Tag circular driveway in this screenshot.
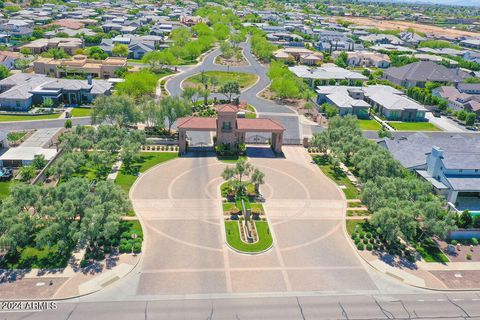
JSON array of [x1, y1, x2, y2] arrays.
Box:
[[129, 147, 380, 296]]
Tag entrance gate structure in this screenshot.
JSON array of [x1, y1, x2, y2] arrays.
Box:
[[177, 105, 285, 155]]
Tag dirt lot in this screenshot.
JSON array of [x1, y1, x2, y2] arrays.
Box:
[[332, 16, 479, 38]]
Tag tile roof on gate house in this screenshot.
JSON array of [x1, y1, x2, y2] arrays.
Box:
[[176, 117, 217, 130], [236, 118, 285, 132]]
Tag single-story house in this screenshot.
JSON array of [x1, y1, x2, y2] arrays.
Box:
[[0, 73, 112, 111], [383, 61, 472, 88], [289, 64, 367, 86]]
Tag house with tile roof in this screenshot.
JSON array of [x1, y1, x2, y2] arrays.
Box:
[[177, 104, 285, 154], [0, 73, 112, 111], [383, 61, 472, 88]]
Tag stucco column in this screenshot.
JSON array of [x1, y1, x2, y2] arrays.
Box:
[[272, 132, 283, 154], [178, 129, 187, 154], [448, 190, 459, 206]]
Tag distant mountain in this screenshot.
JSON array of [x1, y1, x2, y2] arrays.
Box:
[[363, 0, 480, 7]]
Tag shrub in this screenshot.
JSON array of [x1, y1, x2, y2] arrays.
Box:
[[366, 244, 373, 251], [366, 232, 372, 239], [80, 259, 89, 268], [357, 243, 365, 250], [359, 232, 365, 239], [133, 242, 142, 254], [351, 233, 357, 240], [466, 253, 472, 260], [472, 238, 479, 245], [451, 240, 458, 245]]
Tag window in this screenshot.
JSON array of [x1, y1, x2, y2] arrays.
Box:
[[222, 122, 231, 130]]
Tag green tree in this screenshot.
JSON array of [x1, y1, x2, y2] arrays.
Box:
[[41, 48, 70, 59], [465, 112, 476, 126], [221, 159, 254, 196], [32, 154, 47, 170], [459, 210, 472, 229], [142, 50, 178, 70], [170, 27, 192, 47], [19, 165, 36, 182], [92, 95, 140, 128], [160, 96, 191, 133], [115, 70, 159, 98], [0, 65, 10, 80], [112, 44, 129, 57], [250, 168, 265, 194], [85, 46, 108, 60], [219, 80, 240, 101]]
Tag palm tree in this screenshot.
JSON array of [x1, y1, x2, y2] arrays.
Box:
[[250, 168, 265, 194]]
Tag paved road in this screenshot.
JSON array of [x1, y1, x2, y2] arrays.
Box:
[[165, 40, 303, 140], [3, 292, 480, 319], [0, 117, 91, 131], [83, 146, 415, 302]]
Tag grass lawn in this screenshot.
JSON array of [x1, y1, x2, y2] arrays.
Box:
[[415, 239, 449, 263], [358, 119, 382, 131], [186, 71, 258, 89], [7, 131, 27, 142], [224, 220, 273, 253], [223, 202, 238, 213], [0, 113, 60, 122], [251, 203, 264, 214], [245, 105, 257, 119], [348, 202, 364, 208], [346, 219, 367, 235], [70, 108, 93, 117], [0, 181, 13, 200], [115, 152, 177, 193], [0, 244, 70, 269], [388, 121, 441, 131], [313, 155, 359, 199], [120, 219, 144, 238]]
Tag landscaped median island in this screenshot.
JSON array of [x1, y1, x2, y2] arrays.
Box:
[[220, 159, 273, 253]]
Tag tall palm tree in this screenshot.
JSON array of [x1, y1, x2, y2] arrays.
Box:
[[251, 168, 265, 194]]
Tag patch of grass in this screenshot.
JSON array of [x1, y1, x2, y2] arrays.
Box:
[[120, 219, 143, 238], [251, 203, 264, 214], [348, 202, 364, 208], [388, 121, 441, 131], [236, 197, 251, 211], [70, 108, 93, 117], [0, 113, 60, 122], [186, 71, 258, 89], [346, 219, 367, 235], [0, 181, 13, 200], [115, 152, 177, 193], [313, 155, 359, 199], [415, 238, 449, 263], [245, 105, 257, 118], [222, 202, 238, 213], [0, 244, 71, 269], [224, 221, 273, 253], [7, 131, 27, 142], [358, 119, 382, 131]]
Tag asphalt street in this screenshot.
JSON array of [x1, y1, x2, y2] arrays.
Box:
[[3, 292, 480, 319], [0, 117, 91, 131]]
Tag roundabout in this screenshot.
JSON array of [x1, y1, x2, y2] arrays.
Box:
[[128, 146, 381, 296]]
